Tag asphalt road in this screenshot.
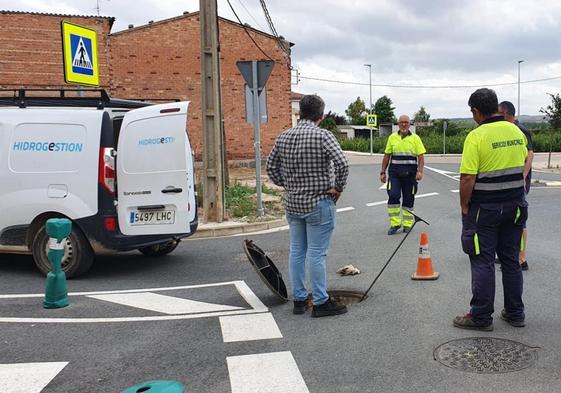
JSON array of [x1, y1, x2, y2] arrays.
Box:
[[1, 159, 561, 393]]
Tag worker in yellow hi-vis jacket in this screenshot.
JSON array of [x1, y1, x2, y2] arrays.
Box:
[[379, 115, 426, 235]]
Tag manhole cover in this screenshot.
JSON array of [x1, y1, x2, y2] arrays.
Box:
[[434, 337, 538, 374]]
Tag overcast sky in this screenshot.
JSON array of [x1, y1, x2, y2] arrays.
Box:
[[4, 0, 561, 118]]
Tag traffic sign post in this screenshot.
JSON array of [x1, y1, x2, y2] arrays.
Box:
[[236, 60, 274, 216], [366, 114, 378, 155], [61, 21, 100, 87]]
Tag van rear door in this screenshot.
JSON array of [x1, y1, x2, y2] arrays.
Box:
[[116, 102, 193, 235]]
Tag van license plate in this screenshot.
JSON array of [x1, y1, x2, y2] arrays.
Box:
[[130, 210, 175, 225]]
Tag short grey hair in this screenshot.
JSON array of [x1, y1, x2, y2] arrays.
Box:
[[299, 95, 325, 122]]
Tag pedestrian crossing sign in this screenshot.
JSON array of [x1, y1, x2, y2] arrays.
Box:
[[366, 114, 378, 127], [61, 21, 99, 86]]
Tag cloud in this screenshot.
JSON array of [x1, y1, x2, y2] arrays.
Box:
[[1, 0, 560, 117]]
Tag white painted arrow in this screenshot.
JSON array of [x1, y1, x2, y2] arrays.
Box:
[[0, 362, 68, 393]]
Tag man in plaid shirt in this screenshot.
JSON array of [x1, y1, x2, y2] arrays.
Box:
[[267, 94, 349, 317]]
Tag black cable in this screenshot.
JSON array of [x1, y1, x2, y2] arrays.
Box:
[[236, 0, 266, 31], [298, 75, 561, 89], [226, 0, 275, 62]]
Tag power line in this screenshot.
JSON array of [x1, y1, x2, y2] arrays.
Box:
[[235, 0, 266, 31], [226, 0, 275, 62], [259, 0, 291, 67], [298, 75, 561, 89]]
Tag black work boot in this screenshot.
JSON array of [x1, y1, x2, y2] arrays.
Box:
[[311, 298, 347, 318], [293, 300, 307, 315], [453, 313, 493, 331], [500, 309, 525, 327]]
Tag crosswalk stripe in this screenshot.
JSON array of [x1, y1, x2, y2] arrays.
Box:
[[220, 313, 282, 343], [366, 200, 387, 207], [88, 292, 244, 315], [1, 362, 68, 393], [227, 351, 309, 393], [336, 206, 355, 213]]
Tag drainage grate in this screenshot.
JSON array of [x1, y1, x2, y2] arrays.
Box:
[[434, 337, 538, 374]]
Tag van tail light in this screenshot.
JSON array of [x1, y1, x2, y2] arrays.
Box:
[[99, 147, 115, 194], [104, 216, 117, 232]]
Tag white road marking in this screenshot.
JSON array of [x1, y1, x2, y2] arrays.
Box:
[[0, 281, 268, 324], [450, 189, 460, 193], [366, 200, 387, 207], [1, 362, 68, 393], [425, 165, 460, 181], [227, 351, 309, 393], [220, 313, 282, 343], [336, 206, 355, 213], [366, 192, 439, 207], [88, 292, 244, 314], [415, 192, 440, 199], [379, 182, 387, 190]]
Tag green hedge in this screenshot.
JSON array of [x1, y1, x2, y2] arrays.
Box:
[[340, 130, 561, 154]]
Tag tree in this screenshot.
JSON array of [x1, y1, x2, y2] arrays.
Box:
[[319, 116, 338, 133], [345, 97, 367, 125], [540, 93, 561, 168], [414, 106, 430, 123], [324, 110, 347, 125], [373, 95, 396, 124]]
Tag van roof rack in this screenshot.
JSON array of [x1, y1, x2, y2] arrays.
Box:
[[0, 88, 151, 109]]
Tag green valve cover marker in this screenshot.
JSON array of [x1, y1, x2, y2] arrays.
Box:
[[43, 218, 71, 309], [121, 380, 185, 393]]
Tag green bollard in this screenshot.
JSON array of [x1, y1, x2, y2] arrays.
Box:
[[43, 218, 71, 309], [121, 380, 185, 393]]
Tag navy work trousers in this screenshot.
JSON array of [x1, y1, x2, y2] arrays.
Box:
[[461, 199, 527, 324], [387, 174, 417, 208]]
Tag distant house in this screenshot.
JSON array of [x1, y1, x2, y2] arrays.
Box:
[[291, 91, 304, 126], [338, 125, 378, 139]]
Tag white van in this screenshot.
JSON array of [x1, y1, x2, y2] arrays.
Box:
[[0, 89, 198, 277]]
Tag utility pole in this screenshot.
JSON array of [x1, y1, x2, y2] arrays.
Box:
[[517, 60, 524, 119], [200, 0, 226, 222], [364, 63, 373, 155]]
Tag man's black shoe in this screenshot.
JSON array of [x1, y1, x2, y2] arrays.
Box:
[[453, 313, 493, 331], [293, 300, 307, 315], [500, 309, 525, 327], [403, 226, 412, 233], [520, 261, 529, 271], [312, 298, 347, 318]]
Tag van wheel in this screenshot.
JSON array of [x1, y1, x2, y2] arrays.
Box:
[[32, 224, 94, 278], [138, 240, 179, 257]]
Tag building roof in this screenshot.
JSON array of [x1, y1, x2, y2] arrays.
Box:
[[0, 9, 115, 27], [291, 92, 305, 101], [110, 10, 294, 46]]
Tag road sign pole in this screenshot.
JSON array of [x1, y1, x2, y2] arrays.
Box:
[[252, 61, 264, 216], [443, 121, 447, 155], [370, 129, 373, 156]]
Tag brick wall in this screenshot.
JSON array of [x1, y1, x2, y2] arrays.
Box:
[[0, 11, 112, 89], [0, 11, 292, 160], [110, 14, 292, 160]]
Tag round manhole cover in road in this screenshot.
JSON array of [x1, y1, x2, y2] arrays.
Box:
[[434, 337, 539, 374]]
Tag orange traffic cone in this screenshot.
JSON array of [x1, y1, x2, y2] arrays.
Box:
[[412, 231, 439, 280]]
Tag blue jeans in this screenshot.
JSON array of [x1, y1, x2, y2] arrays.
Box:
[[286, 198, 336, 305]]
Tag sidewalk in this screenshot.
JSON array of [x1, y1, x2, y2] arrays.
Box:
[[191, 218, 287, 239]]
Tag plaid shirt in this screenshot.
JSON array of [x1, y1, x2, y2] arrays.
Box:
[[266, 119, 349, 214]]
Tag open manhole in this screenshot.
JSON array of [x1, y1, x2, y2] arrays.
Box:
[[305, 290, 367, 307], [434, 337, 539, 374]]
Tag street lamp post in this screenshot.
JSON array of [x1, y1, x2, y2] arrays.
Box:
[[364, 64, 373, 155], [517, 60, 524, 119]]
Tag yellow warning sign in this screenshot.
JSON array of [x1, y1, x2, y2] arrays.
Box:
[[61, 21, 100, 86], [366, 114, 378, 128]]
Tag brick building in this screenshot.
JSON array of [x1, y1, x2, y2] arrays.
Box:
[[0, 11, 113, 89], [0, 10, 293, 160]]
